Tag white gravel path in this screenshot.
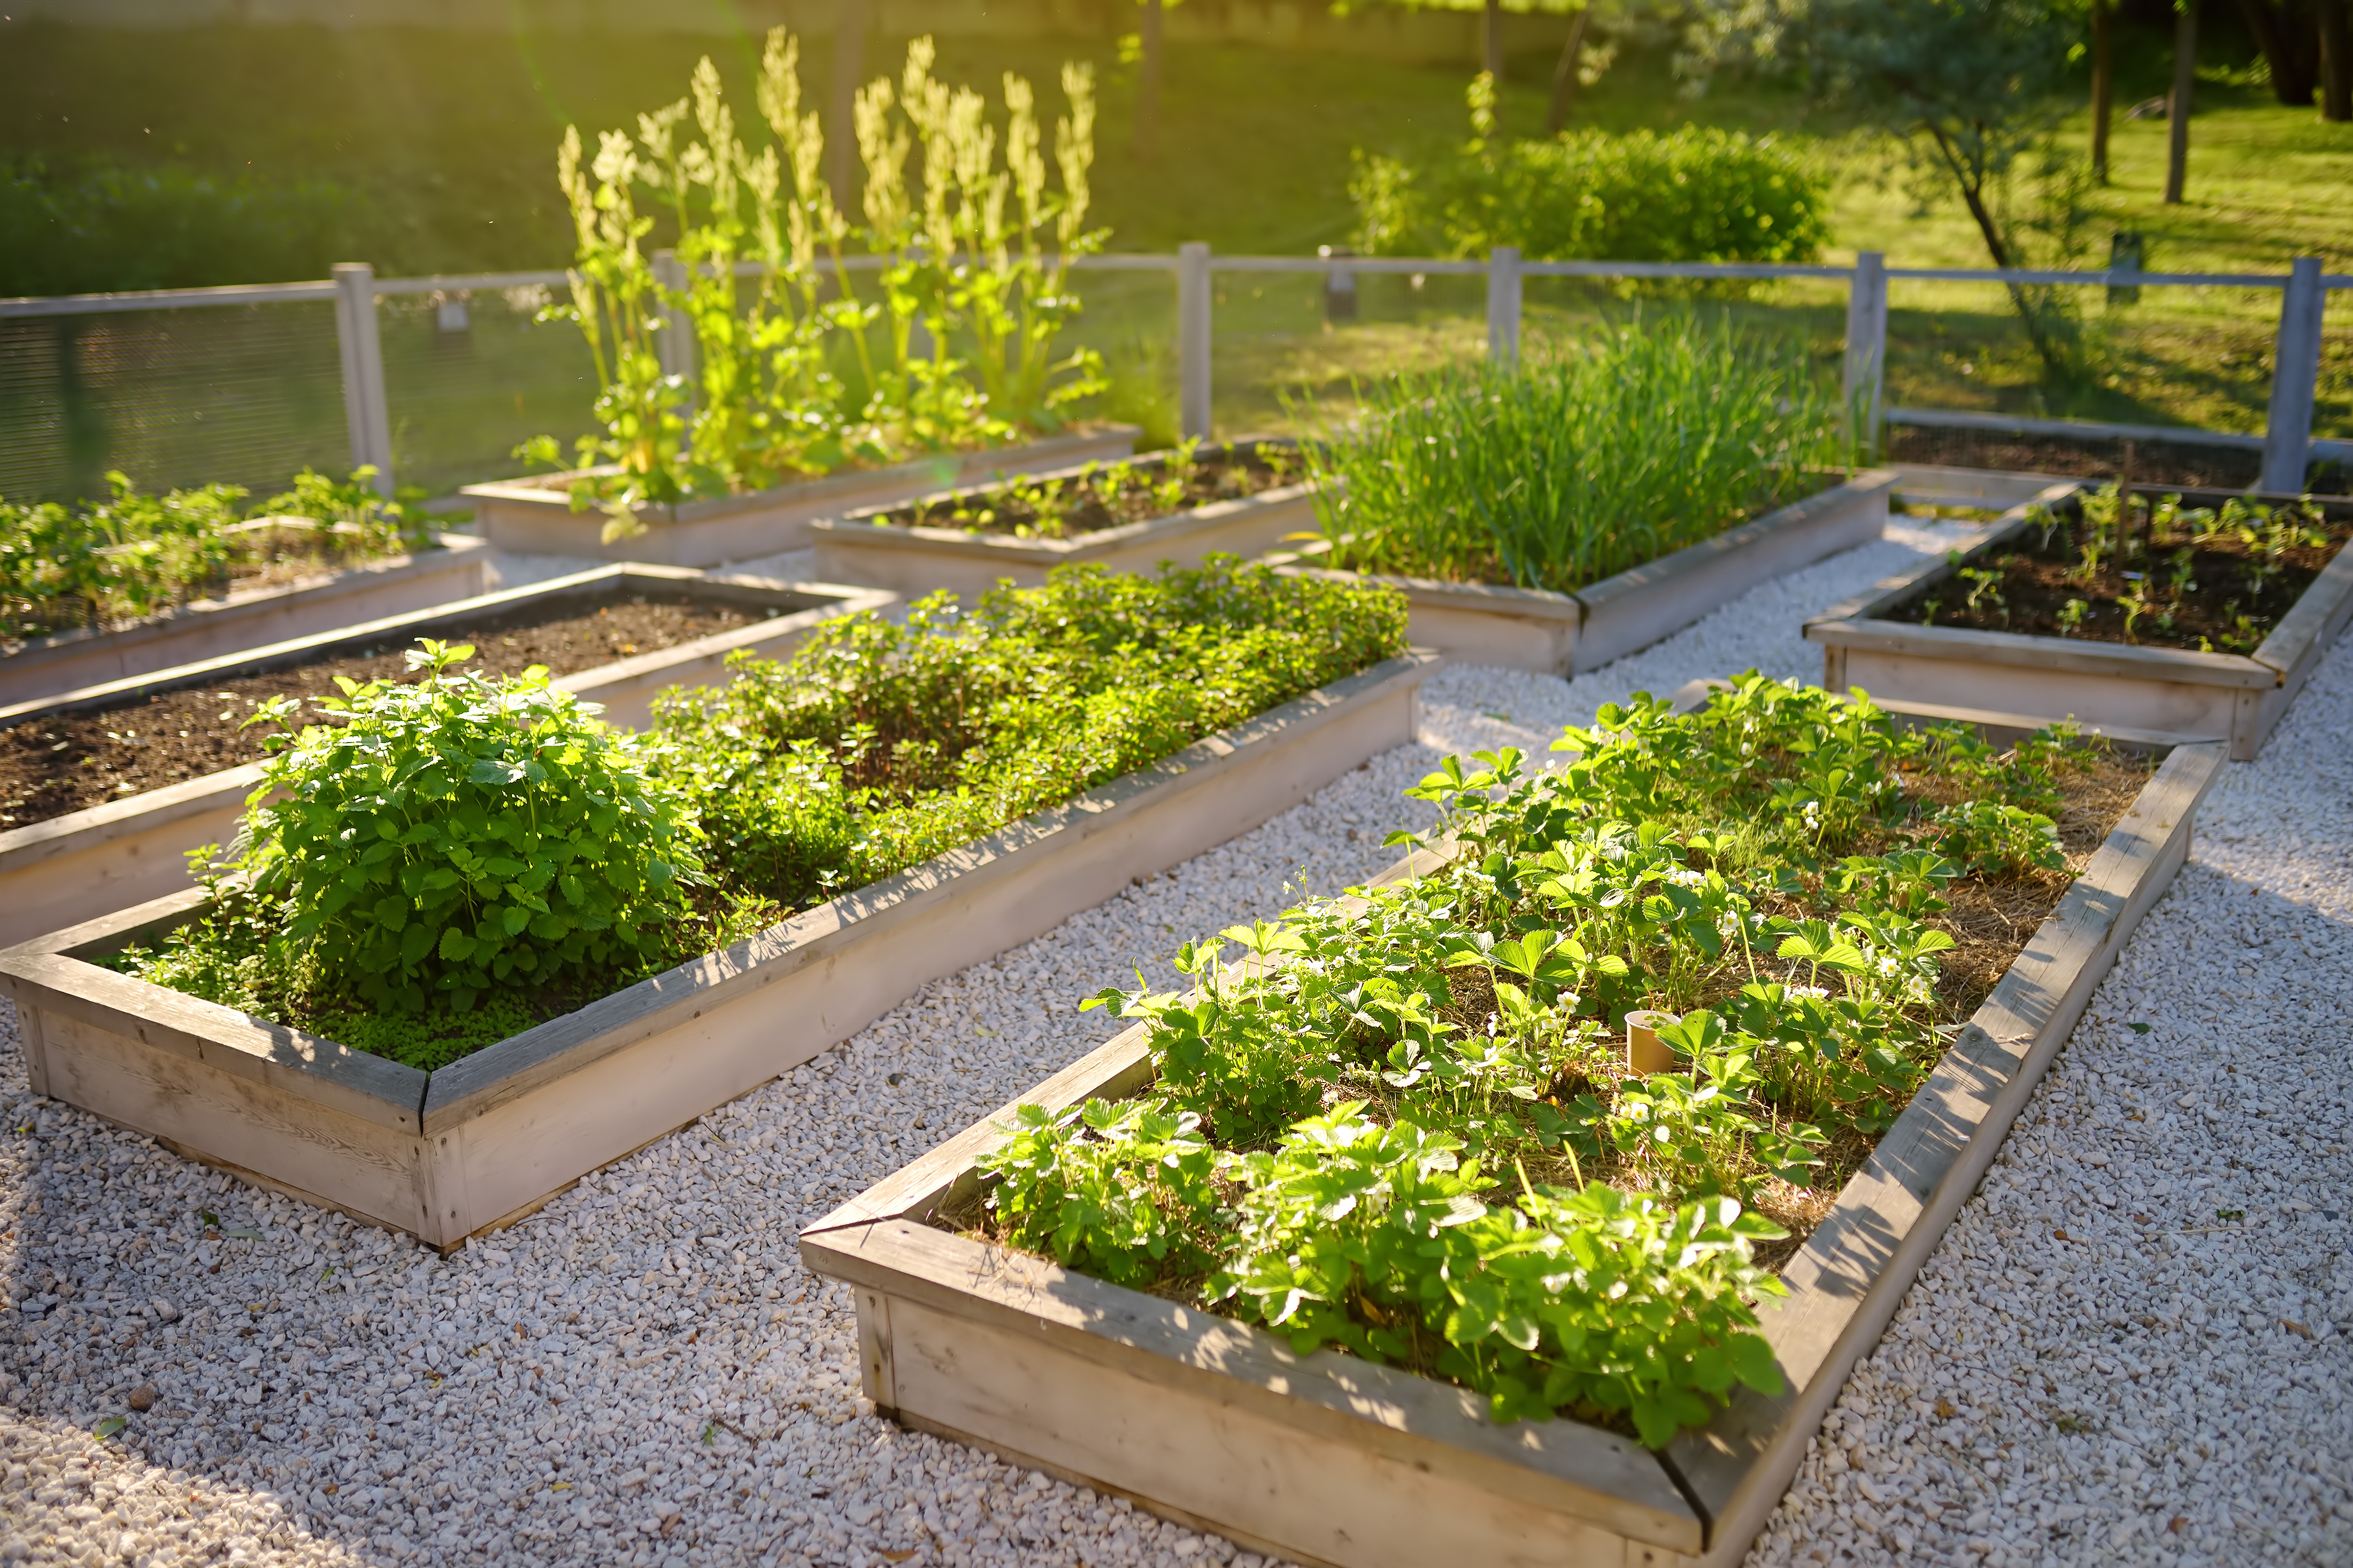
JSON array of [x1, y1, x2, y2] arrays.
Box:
[[6, 516, 2342, 1568]]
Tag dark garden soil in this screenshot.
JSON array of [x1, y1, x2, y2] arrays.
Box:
[[0, 593, 764, 829], [873, 441, 1303, 539], [1885, 424, 2353, 495], [1894, 511, 2350, 652]]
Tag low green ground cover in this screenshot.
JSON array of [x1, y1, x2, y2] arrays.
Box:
[[1295, 314, 1856, 591], [974, 677, 2141, 1447], [871, 439, 1302, 539], [0, 467, 436, 643], [113, 560, 1408, 1069]]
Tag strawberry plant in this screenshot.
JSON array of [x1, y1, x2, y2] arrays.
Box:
[[979, 674, 2131, 1446]]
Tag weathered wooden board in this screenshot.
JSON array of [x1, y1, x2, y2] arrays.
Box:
[[464, 428, 1140, 567], [0, 534, 489, 709], [801, 724, 2223, 1568]]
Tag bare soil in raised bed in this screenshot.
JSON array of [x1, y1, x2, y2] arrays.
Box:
[[872, 442, 1302, 539], [1895, 512, 2349, 653], [0, 593, 765, 829]]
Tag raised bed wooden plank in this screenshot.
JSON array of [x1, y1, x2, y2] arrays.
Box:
[[0, 570, 891, 948], [1662, 741, 2224, 1564], [0, 532, 490, 710], [1808, 481, 2352, 760], [811, 482, 1320, 601], [799, 723, 2224, 1568], [463, 428, 1140, 567], [0, 651, 1436, 1250], [1267, 471, 1894, 677]]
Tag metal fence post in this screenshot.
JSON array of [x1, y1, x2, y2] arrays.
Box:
[[1486, 246, 1522, 367], [652, 249, 698, 416], [1842, 251, 1889, 454], [331, 262, 394, 495], [1178, 242, 1213, 441], [2261, 257, 2325, 494]]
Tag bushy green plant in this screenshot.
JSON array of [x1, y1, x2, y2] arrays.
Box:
[[653, 558, 1409, 911], [228, 640, 703, 1015], [981, 675, 2114, 1444], [1293, 315, 1856, 592], [0, 157, 356, 296], [1351, 76, 1829, 266]]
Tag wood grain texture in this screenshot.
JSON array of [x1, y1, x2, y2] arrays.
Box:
[[806, 1220, 1701, 1558], [1837, 648, 2243, 747], [1665, 744, 2224, 1563], [0, 535, 488, 710]]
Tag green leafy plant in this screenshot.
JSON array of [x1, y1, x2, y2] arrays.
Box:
[[980, 674, 2114, 1447], [1292, 315, 1856, 593], [222, 639, 703, 1015]]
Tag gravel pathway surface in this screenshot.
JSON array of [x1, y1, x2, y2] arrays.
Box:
[[7, 517, 2341, 1568]]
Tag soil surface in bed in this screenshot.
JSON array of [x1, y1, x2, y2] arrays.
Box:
[[0, 592, 768, 829], [868, 442, 1302, 540]]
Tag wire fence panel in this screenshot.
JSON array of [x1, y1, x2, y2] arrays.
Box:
[[376, 284, 599, 499], [0, 302, 345, 505], [1209, 265, 1489, 436]]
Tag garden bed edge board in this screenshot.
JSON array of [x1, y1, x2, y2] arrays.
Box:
[[0, 650, 1436, 1248], [0, 569, 894, 949], [809, 480, 1320, 600], [1264, 470, 1894, 676], [1663, 737, 2225, 1564], [798, 725, 2223, 1568], [0, 533, 490, 710], [1804, 482, 2352, 758], [460, 427, 1142, 567]]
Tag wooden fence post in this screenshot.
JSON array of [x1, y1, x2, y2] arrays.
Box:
[[1179, 242, 1213, 441], [2260, 257, 2324, 495], [332, 262, 395, 496], [1843, 252, 1889, 457], [1486, 245, 1522, 366]]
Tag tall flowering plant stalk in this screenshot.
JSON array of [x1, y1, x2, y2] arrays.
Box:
[[530, 28, 1106, 531]]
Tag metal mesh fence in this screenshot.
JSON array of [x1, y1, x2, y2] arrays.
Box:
[[0, 302, 345, 506], [378, 284, 600, 499]]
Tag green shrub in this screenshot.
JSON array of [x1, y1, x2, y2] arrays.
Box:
[[653, 559, 1409, 912], [0, 158, 357, 296], [1294, 314, 1856, 592], [1351, 79, 1828, 265], [228, 640, 703, 1015]]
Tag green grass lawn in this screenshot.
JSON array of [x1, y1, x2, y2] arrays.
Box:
[[2, 18, 2346, 491]]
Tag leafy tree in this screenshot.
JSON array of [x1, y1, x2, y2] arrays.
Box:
[[1688, 0, 2090, 371]]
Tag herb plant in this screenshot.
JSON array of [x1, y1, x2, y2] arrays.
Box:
[[653, 559, 1409, 913], [979, 676, 2123, 1447], [1292, 315, 1857, 593]]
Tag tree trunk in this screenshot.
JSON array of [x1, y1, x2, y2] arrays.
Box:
[[2164, 0, 2196, 205], [1548, 9, 1591, 133], [2234, 0, 2316, 104], [2090, 0, 2114, 182], [1485, 0, 1505, 83], [1135, 0, 1164, 156], [826, 0, 867, 213], [2320, 0, 2353, 119]]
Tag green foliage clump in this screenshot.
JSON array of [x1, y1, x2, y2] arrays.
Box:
[[0, 466, 435, 642], [0, 158, 357, 296], [1351, 77, 1828, 267], [653, 559, 1409, 912], [228, 640, 703, 1015], [982, 675, 2111, 1446], [1294, 316, 1856, 592]]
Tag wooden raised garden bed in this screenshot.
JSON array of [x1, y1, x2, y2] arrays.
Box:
[[0, 528, 490, 710], [800, 694, 2223, 1568], [1808, 483, 2353, 760], [462, 427, 1141, 568], [809, 441, 1317, 599], [1266, 471, 1896, 677], [0, 651, 1434, 1250], [0, 567, 891, 949]]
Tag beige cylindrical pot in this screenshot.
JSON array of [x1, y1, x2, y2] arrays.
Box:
[[1625, 1010, 1681, 1075]]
